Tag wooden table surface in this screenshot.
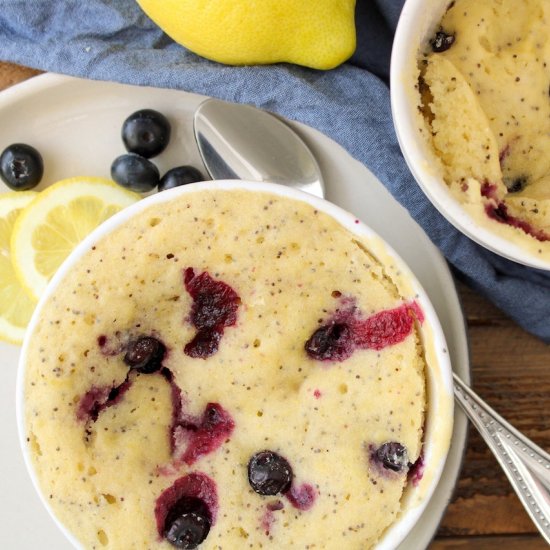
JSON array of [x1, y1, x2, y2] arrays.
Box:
[[1, 61, 549, 550]]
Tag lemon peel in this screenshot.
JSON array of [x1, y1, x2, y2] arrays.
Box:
[[136, 0, 357, 70], [0, 192, 38, 344]]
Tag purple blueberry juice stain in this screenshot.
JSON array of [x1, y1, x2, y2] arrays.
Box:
[[158, 368, 235, 467], [171, 402, 235, 466], [481, 182, 550, 241], [154, 472, 218, 543], [97, 332, 127, 356], [480, 181, 499, 201], [78, 335, 169, 424], [305, 297, 424, 362], [499, 144, 510, 165], [286, 483, 317, 511], [81, 332, 234, 470], [77, 386, 110, 422], [160, 367, 184, 452], [408, 454, 425, 487], [183, 268, 241, 358], [260, 509, 275, 535], [485, 202, 549, 241], [260, 501, 284, 535], [356, 302, 423, 350], [76, 375, 132, 423], [267, 500, 284, 512]]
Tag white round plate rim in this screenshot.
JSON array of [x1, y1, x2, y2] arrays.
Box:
[[0, 73, 469, 550]]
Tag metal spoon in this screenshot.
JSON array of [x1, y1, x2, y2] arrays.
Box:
[[194, 98, 324, 198], [193, 98, 550, 543]]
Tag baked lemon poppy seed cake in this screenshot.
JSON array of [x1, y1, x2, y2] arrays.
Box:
[[23, 188, 428, 549], [417, 0, 550, 259]]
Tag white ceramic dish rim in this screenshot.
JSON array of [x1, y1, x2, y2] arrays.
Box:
[[390, 0, 550, 272], [16, 179, 454, 549]]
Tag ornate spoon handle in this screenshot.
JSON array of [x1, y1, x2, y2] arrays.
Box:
[[453, 373, 550, 544]]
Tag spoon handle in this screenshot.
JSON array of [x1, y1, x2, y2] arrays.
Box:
[[453, 373, 550, 544]]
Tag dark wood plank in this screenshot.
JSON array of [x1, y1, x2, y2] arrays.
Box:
[[437, 282, 549, 541], [0, 61, 41, 91], [431, 534, 548, 550]]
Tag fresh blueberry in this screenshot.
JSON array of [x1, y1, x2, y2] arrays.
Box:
[[304, 322, 351, 361], [0, 143, 43, 190], [158, 166, 204, 192], [123, 336, 166, 373], [164, 497, 210, 549], [374, 442, 409, 473], [430, 30, 455, 52], [111, 153, 159, 192], [122, 109, 171, 158], [248, 450, 293, 496]]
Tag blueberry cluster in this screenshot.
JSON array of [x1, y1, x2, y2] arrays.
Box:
[[111, 109, 203, 193], [0, 108, 204, 193]]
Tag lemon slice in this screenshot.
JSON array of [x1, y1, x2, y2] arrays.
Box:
[[11, 177, 140, 301], [0, 192, 39, 344]]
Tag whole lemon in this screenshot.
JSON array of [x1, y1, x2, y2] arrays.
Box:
[[136, 0, 357, 70]]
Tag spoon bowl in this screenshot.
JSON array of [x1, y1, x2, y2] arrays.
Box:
[[194, 98, 325, 198]]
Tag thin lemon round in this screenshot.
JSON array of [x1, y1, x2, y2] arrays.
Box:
[[11, 177, 140, 301], [0, 192, 39, 344]]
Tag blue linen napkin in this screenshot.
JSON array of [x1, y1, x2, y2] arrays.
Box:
[[0, 0, 548, 341]]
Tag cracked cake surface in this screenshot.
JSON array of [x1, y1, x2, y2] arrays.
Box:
[[417, 0, 550, 258], [23, 189, 427, 549]]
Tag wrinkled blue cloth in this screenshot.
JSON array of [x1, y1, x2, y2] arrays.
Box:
[[0, 1, 548, 341]]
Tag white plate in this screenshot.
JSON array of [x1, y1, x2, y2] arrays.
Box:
[[0, 74, 469, 549]]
